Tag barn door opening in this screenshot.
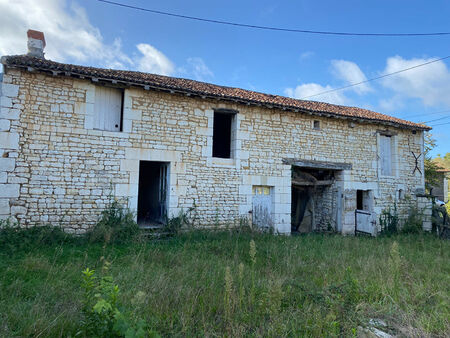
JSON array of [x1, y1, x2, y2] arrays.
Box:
[[137, 161, 169, 226], [291, 168, 335, 233]]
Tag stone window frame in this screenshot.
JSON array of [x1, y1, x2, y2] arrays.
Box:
[[313, 120, 321, 130], [201, 106, 244, 169], [75, 80, 141, 136], [92, 85, 124, 132]]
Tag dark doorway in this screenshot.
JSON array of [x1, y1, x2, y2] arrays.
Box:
[[357, 190, 364, 210], [292, 186, 313, 233], [137, 161, 169, 225]]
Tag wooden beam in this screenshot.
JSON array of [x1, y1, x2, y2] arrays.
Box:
[[292, 179, 334, 187], [284, 158, 352, 170]]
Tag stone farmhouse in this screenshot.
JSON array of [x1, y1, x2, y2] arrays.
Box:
[[0, 30, 432, 235]]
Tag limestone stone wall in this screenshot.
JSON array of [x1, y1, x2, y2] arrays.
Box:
[[0, 69, 426, 234]]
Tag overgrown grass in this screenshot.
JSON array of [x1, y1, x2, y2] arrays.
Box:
[[0, 231, 448, 337]]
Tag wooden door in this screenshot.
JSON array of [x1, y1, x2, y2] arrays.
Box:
[[252, 186, 273, 229], [355, 210, 373, 235]]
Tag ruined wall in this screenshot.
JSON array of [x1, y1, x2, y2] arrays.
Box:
[[0, 70, 425, 234], [312, 185, 335, 231]]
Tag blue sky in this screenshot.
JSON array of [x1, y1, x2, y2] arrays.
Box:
[[1, 0, 449, 156]]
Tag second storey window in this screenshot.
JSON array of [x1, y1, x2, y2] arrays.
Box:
[[380, 134, 393, 176], [212, 110, 237, 158], [94, 86, 123, 132]]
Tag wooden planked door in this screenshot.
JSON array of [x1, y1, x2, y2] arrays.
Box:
[[252, 186, 273, 229], [355, 210, 373, 235]]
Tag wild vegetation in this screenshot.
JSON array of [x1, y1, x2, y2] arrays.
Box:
[[0, 221, 448, 337]]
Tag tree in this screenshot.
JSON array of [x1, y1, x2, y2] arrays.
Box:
[[424, 132, 444, 193]]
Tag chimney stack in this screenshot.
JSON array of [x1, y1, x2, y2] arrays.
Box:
[[27, 29, 46, 59]]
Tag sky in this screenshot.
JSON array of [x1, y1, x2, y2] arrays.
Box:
[[0, 0, 449, 156]]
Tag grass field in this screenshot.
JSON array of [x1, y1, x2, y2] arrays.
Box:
[[0, 231, 449, 337]]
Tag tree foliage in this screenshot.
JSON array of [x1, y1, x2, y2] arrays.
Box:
[[424, 133, 444, 193]]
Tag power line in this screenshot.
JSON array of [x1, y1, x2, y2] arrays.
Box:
[[299, 55, 450, 99], [96, 0, 450, 37], [398, 109, 450, 120], [428, 121, 450, 127], [420, 115, 450, 123]]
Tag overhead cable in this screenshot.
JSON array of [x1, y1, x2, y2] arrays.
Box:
[[96, 0, 450, 37]]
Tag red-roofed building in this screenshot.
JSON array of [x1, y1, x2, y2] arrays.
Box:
[[0, 31, 432, 235]]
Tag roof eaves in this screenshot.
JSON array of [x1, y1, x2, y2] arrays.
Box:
[[1, 55, 432, 131]]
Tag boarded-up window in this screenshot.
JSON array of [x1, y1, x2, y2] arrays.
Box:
[[380, 135, 392, 176], [94, 86, 123, 131]]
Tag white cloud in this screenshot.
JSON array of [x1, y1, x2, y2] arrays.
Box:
[[0, 0, 129, 66], [378, 95, 405, 112], [185, 57, 214, 81], [380, 56, 450, 107], [0, 0, 175, 75], [299, 51, 314, 60], [136, 43, 174, 76], [284, 83, 349, 105], [285, 59, 370, 105], [177, 57, 214, 81], [331, 59, 372, 94]]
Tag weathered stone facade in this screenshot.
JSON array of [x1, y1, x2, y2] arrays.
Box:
[[0, 67, 430, 235]]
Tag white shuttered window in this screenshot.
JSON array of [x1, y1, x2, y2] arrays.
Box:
[[380, 135, 392, 176], [94, 86, 123, 131]]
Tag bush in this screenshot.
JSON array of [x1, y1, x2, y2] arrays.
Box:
[[401, 207, 424, 234], [164, 207, 195, 235], [88, 199, 139, 244], [379, 205, 399, 234]]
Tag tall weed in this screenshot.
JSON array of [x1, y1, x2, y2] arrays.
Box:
[[79, 263, 159, 337], [88, 199, 139, 244]]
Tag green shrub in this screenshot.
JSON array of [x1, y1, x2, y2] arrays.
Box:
[[88, 199, 139, 244], [164, 207, 195, 235], [401, 206, 424, 234], [79, 263, 159, 337], [379, 205, 399, 234]]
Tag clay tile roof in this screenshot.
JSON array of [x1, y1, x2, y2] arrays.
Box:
[[26, 30, 46, 47], [1, 54, 431, 130]]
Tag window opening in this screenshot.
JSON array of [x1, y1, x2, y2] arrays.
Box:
[[212, 111, 235, 158]]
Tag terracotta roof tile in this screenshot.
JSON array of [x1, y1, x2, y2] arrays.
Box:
[[1, 54, 430, 130]]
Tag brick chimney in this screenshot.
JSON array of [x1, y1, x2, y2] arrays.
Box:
[[27, 29, 46, 59]]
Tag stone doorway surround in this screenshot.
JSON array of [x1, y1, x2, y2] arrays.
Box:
[[116, 148, 184, 220]]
